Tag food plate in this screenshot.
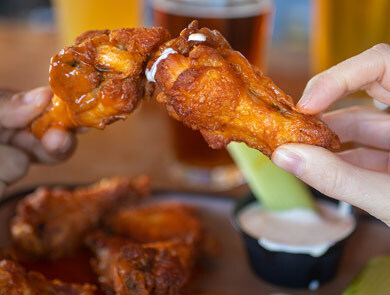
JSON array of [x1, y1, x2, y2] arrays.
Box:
[[1, 188, 389, 294]]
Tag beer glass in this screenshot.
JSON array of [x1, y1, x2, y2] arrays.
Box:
[[52, 0, 142, 46], [150, 0, 273, 190], [311, 0, 390, 74]]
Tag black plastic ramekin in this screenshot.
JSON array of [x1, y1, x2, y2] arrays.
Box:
[[232, 189, 356, 289]]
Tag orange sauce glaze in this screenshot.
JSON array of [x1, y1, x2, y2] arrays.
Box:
[[21, 249, 105, 295]]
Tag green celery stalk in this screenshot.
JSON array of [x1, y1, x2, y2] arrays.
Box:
[[343, 257, 390, 295], [227, 142, 316, 211]]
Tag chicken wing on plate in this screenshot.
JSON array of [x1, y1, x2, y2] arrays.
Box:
[[85, 232, 189, 295], [149, 21, 340, 157], [31, 27, 170, 138], [105, 202, 202, 246], [11, 176, 149, 259], [0, 259, 95, 295]]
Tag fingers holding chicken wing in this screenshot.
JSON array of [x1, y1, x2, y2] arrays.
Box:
[[149, 21, 340, 157], [31, 27, 170, 138]]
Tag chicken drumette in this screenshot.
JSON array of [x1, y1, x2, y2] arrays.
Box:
[[105, 202, 202, 246], [0, 259, 95, 295], [149, 21, 340, 157], [11, 176, 149, 259], [85, 231, 189, 295], [31, 27, 170, 138]]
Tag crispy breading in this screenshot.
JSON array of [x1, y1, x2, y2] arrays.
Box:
[[11, 176, 149, 259], [31, 27, 170, 138], [150, 21, 340, 157], [0, 259, 96, 295]]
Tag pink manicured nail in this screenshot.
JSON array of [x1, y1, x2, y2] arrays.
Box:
[[272, 148, 303, 176]]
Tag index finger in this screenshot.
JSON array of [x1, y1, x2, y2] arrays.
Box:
[[297, 43, 390, 114]]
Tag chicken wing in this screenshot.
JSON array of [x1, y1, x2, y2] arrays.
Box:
[[85, 232, 189, 295], [11, 176, 149, 259], [0, 259, 95, 295], [31, 27, 170, 138], [105, 202, 202, 246], [149, 21, 340, 157]]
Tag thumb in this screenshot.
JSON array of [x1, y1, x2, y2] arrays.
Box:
[[272, 144, 390, 223], [0, 87, 52, 129]]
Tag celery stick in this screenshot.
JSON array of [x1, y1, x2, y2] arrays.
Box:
[[343, 257, 390, 295], [227, 142, 316, 211]]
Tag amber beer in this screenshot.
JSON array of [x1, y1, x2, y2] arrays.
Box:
[[151, 0, 272, 187], [311, 0, 390, 74], [53, 0, 141, 46]]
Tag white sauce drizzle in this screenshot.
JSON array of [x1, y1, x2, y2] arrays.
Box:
[[145, 48, 177, 82], [188, 33, 207, 42]]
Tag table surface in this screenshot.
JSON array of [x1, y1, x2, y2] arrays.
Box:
[[0, 20, 388, 294]]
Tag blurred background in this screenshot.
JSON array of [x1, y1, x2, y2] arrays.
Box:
[[0, 0, 389, 193]]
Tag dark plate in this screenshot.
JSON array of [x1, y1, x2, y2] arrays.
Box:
[[1, 187, 389, 294]]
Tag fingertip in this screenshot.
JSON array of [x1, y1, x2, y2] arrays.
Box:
[[22, 87, 52, 107], [0, 87, 53, 129], [41, 128, 76, 155]]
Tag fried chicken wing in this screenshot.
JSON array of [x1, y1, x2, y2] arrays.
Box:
[[85, 232, 189, 295], [149, 21, 340, 157], [0, 259, 95, 295], [106, 202, 202, 246], [31, 27, 170, 138], [11, 176, 149, 259]]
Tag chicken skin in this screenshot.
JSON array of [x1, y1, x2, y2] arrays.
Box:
[[31, 27, 170, 138], [149, 21, 340, 157], [85, 232, 189, 295], [106, 202, 202, 246], [34, 21, 339, 156], [11, 176, 149, 260], [0, 259, 95, 295]]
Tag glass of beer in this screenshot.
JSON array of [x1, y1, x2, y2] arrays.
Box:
[[52, 0, 142, 46], [311, 0, 390, 75], [150, 0, 274, 190]]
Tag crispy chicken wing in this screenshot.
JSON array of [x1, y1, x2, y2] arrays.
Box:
[[31, 27, 170, 138], [11, 176, 149, 259], [106, 202, 202, 246], [0, 259, 95, 295], [149, 21, 340, 157], [85, 232, 189, 295]]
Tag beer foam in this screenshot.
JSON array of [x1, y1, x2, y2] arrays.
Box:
[[145, 48, 177, 82], [152, 0, 272, 19], [188, 33, 207, 42]]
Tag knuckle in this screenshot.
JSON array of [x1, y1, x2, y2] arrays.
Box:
[[0, 145, 29, 183], [306, 160, 348, 198], [371, 43, 390, 55]]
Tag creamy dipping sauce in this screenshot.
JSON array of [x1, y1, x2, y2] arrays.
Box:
[[238, 201, 356, 256]]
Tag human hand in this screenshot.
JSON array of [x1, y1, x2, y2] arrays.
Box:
[[271, 44, 390, 225], [0, 87, 77, 197]]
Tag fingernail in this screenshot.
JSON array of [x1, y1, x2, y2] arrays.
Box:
[[42, 129, 72, 154], [22, 87, 48, 106], [297, 84, 316, 109], [272, 148, 303, 176]]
